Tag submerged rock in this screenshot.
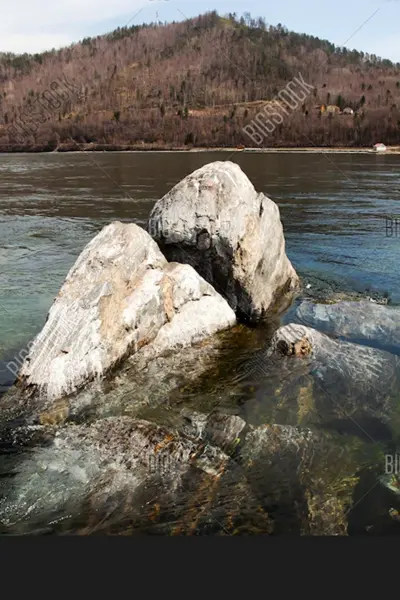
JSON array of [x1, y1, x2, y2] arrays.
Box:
[[62, 326, 241, 424], [148, 161, 299, 323], [0, 417, 217, 529], [9, 222, 235, 406], [0, 416, 273, 535], [294, 300, 400, 355], [178, 410, 374, 535], [180, 410, 248, 454], [269, 323, 399, 426], [0, 410, 365, 535]]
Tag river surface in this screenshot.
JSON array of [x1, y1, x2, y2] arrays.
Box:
[[0, 151, 400, 535]]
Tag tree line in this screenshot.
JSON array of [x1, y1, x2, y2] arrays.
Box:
[[0, 11, 399, 151]]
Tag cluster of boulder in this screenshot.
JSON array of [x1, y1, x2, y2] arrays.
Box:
[[5, 161, 299, 410], [1, 161, 399, 535]]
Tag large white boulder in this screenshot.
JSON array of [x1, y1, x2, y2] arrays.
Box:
[[16, 222, 235, 403], [148, 161, 299, 323]]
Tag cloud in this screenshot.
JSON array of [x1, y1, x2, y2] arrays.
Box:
[[0, 0, 151, 53]]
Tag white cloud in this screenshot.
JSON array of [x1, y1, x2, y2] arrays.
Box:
[[0, 0, 151, 53]]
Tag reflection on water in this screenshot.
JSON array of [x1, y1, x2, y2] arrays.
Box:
[[0, 151, 400, 535]]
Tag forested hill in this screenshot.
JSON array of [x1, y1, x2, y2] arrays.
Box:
[[1, 11, 399, 150]]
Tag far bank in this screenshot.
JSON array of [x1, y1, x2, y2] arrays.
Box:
[[1, 143, 400, 155]]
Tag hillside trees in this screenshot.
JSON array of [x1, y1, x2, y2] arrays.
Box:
[[0, 12, 399, 149]]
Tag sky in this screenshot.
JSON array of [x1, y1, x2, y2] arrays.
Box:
[[1, 0, 400, 62]]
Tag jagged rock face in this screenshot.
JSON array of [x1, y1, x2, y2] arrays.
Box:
[[294, 300, 400, 355], [148, 161, 299, 323], [15, 222, 235, 404]]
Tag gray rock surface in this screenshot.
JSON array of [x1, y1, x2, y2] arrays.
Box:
[[148, 161, 299, 322], [14, 222, 235, 404], [294, 300, 400, 355], [269, 323, 399, 425]]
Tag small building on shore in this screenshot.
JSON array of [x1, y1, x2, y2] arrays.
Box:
[[325, 105, 341, 114], [373, 143, 387, 152]]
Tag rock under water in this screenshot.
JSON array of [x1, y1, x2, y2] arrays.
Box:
[[294, 300, 400, 355], [269, 323, 400, 428], [0, 416, 276, 535]]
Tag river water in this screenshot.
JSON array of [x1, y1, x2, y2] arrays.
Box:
[[0, 151, 399, 534]]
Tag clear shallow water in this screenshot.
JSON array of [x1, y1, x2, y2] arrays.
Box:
[[0, 151, 400, 535]]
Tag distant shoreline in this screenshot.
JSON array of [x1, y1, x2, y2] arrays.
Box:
[[1, 145, 400, 155]]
